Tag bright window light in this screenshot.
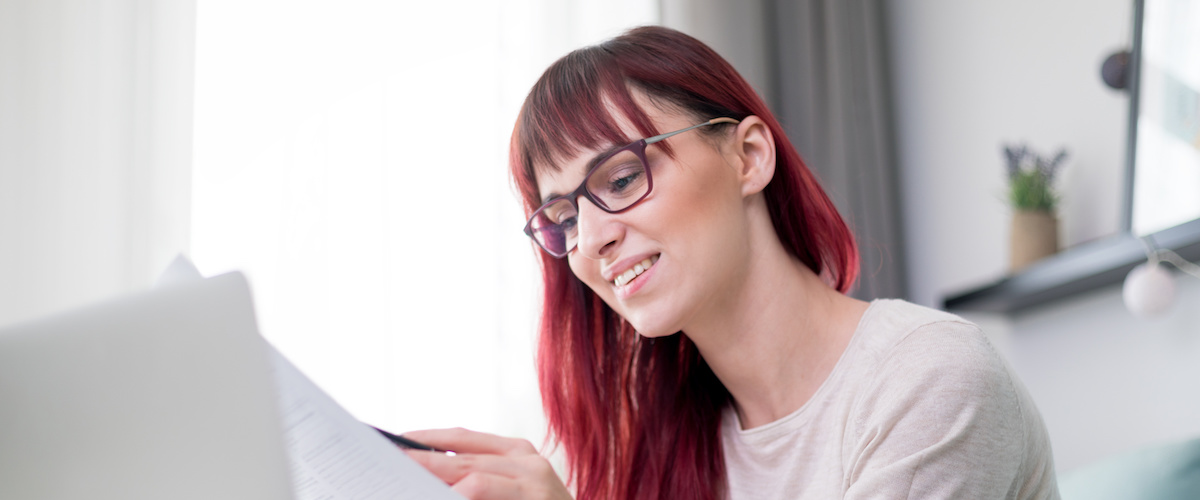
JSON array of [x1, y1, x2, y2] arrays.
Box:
[[192, 0, 658, 444]]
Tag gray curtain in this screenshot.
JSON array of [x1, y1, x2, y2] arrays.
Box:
[[765, 0, 907, 300]]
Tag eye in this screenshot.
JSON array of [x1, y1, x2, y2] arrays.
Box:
[[544, 201, 578, 225], [609, 169, 642, 192]]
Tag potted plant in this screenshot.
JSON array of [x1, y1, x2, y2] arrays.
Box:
[[1003, 143, 1068, 272]]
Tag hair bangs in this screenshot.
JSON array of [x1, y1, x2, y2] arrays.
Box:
[[513, 45, 668, 210]]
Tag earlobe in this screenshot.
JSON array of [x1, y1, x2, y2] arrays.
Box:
[[734, 116, 777, 197]]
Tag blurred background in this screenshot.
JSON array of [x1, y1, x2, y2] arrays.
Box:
[[2, 0, 1198, 479]]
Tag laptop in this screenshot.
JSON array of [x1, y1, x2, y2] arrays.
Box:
[[0, 271, 295, 499]]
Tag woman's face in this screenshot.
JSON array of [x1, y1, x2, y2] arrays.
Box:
[[535, 105, 757, 337]]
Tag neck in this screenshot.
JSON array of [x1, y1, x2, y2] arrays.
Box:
[[683, 221, 867, 430]]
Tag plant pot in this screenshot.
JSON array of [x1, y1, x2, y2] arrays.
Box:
[[1010, 210, 1059, 272]]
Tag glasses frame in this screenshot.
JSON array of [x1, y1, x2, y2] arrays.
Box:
[[523, 117, 741, 258]]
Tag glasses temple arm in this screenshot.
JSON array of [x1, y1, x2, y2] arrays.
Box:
[[644, 117, 741, 145]]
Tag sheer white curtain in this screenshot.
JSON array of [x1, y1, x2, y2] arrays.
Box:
[[0, 0, 195, 328], [192, 0, 657, 442]]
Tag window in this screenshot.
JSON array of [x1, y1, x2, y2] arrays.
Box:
[[193, 0, 657, 442]]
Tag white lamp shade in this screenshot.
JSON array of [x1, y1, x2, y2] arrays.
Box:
[[1122, 262, 1176, 318]]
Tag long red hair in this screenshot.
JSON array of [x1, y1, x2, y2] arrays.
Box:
[[509, 26, 859, 500]]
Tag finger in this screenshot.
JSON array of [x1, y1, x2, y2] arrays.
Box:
[[452, 472, 523, 500], [403, 427, 538, 456], [454, 470, 573, 500], [405, 450, 468, 484], [405, 450, 532, 484]]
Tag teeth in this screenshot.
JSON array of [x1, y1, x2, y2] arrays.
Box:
[[614, 256, 659, 287]]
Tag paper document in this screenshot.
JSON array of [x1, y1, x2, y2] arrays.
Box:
[[269, 348, 464, 500]]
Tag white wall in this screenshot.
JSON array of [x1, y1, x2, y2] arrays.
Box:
[[886, 0, 1200, 473], [887, 0, 1132, 308]]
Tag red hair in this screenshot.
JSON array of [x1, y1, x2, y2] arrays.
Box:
[[509, 26, 859, 499]]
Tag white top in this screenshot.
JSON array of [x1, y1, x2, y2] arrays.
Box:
[[721, 300, 1059, 499]]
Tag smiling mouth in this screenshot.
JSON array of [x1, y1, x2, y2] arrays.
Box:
[[613, 254, 660, 287]]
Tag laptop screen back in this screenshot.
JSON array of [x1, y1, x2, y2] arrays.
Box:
[[0, 272, 294, 500]]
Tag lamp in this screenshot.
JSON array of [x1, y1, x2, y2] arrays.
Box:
[[1123, 238, 1200, 318]]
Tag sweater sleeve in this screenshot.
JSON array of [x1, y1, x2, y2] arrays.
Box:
[[840, 320, 1048, 500]]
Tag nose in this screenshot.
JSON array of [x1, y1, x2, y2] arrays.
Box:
[[573, 197, 623, 260]]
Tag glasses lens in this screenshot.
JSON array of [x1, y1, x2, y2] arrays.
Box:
[[586, 148, 649, 211], [528, 198, 578, 256]]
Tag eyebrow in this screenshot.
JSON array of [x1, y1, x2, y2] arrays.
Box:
[[539, 141, 631, 205]]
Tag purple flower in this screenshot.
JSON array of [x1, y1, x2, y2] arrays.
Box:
[[1002, 142, 1068, 211], [1002, 143, 1067, 182]]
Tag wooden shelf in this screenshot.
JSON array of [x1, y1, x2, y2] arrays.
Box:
[[942, 218, 1200, 314]]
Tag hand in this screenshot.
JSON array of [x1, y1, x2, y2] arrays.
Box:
[[403, 427, 573, 500]]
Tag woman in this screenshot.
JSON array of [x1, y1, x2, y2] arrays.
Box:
[[405, 26, 1059, 500]]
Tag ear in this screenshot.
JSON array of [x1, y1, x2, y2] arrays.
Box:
[[729, 116, 776, 197]]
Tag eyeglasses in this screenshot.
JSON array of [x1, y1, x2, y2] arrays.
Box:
[[523, 117, 740, 258]]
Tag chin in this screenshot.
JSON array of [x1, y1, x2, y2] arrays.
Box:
[[634, 328, 681, 340], [620, 311, 681, 339], [606, 288, 693, 339]]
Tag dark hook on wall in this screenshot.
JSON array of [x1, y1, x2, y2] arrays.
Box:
[[1101, 50, 1131, 90]]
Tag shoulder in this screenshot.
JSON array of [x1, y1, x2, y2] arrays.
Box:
[[853, 299, 1007, 391], [856, 299, 985, 349], [839, 301, 1058, 498], [847, 300, 1026, 446]]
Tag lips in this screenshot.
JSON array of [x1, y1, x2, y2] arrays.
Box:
[[613, 254, 660, 287]]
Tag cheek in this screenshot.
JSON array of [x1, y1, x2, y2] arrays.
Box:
[[567, 254, 609, 296], [657, 163, 744, 245]]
